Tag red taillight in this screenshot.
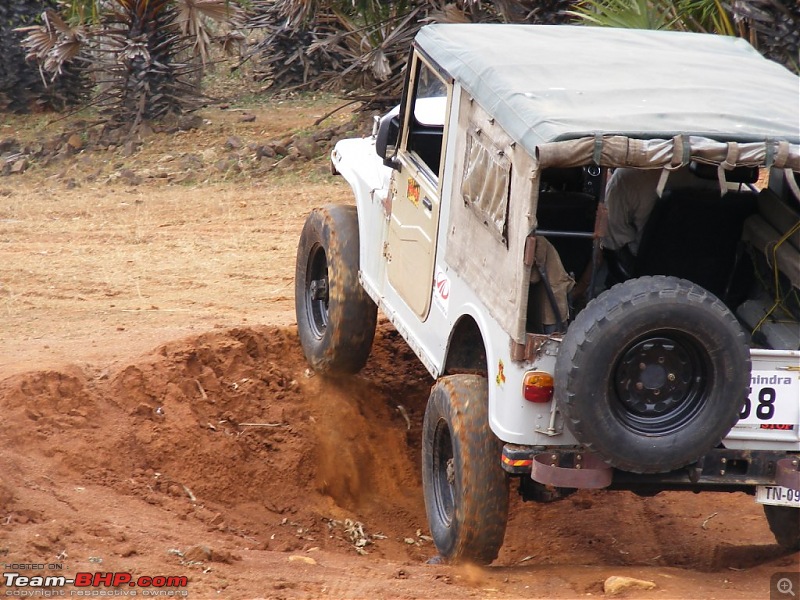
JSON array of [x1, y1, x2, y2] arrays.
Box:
[[523, 372, 554, 403]]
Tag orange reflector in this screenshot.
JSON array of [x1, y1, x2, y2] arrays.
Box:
[[502, 455, 533, 467], [523, 371, 554, 403]]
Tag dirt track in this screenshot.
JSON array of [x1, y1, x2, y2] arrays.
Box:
[[0, 98, 797, 599]]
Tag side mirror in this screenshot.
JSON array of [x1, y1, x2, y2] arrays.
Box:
[[375, 109, 400, 168]]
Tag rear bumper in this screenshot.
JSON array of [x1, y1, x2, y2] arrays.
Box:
[[502, 444, 800, 493]]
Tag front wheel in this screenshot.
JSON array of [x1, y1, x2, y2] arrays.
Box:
[[763, 505, 800, 551], [295, 205, 377, 374], [422, 375, 509, 564]]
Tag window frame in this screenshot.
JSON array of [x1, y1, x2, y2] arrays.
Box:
[[398, 52, 452, 190]]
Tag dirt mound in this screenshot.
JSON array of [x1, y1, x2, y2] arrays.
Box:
[[0, 323, 433, 563], [0, 322, 796, 598]]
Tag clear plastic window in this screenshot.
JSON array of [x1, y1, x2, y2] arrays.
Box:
[[461, 130, 511, 244]]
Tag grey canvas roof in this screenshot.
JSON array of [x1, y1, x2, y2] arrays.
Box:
[[415, 25, 800, 158]]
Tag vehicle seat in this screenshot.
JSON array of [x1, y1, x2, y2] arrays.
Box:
[[539, 167, 585, 192], [689, 162, 760, 184], [408, 125, 444, 175], [634, 188, 758, 299]]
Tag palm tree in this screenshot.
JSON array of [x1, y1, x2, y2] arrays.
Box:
[[569, 0, 798, 73], [567, 0, 680, 29], [20, 0, 243, 132], [733, 0, 799, 73], [246, 0, 575, 106], [0, 0, 90, 113]]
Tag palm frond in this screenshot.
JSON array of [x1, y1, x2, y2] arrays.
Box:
[[172, 0, 244, 63], [677, 0, 735, 35], [19, 10, 89, 80], [567, 0, 679, 30], [244, 0, 575, 109], [732, 0, 799, 73], [2, 1, 92, 113]]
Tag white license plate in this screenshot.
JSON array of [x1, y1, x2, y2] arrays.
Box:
[[756, 485, 800, 507], [730, 351, 800, 442], [740, 373, 799, 426]]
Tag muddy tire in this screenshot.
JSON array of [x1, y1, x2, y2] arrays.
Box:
[[295, 205, 377, 374], [764, 505, 800, 551], [422, 375, 509, 564], [554, 276, 749, 474]]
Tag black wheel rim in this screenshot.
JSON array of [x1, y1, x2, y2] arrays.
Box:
[[612, 331, 710, 435], [305, 243, 329, 339], [432, 419, 455, 528]]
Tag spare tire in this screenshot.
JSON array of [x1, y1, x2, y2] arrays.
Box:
[[554, 276, 750, 474]]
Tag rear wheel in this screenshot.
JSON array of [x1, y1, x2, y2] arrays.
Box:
[[763, 505, 800, 551], [295, 205, 377, 374], [555, 276, 750, 473], [422, 375, 509, 564]]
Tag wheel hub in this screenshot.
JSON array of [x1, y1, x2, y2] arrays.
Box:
[[433, 421, 455, 527], [616, 337, 692, 415], [639, 363, 667, 390], [309, 278, 328, 301], [612, 333, 708, 434], [305, 245, 330, 338]]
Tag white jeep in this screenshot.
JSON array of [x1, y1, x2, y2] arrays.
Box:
[[295, 24, 800, 563]]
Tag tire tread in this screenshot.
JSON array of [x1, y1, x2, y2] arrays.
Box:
[[295, 205, 377, 374], [422, 375, 509, 564], [555, 276, 750, 473]]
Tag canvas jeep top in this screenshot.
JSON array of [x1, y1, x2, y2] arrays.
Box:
[[295, 24, 800, 563]]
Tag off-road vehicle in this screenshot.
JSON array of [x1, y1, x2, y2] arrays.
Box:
[[295, 24, 800, 563]]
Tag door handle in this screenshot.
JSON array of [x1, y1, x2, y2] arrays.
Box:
[[422, 197, 432, 211]]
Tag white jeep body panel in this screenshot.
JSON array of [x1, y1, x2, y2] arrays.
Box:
[[331, 24, 800, 456], [333, 128, 800, 452], [332, 88, 579, 447]]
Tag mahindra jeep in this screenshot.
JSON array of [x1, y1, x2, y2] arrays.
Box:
[[295, 24, 800, 563]]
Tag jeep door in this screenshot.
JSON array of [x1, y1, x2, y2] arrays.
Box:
[[386, 53, 451, 320]]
